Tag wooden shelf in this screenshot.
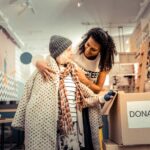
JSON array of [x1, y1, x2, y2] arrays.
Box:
[[0, 118, 13, 124], [135, 37, 150, 92], [0, 109, 16, 113], [111, 74, 136, 76], [129, 18, 150, 52], [118, 52, 137, 63]]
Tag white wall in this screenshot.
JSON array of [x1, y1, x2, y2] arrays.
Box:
[[0, 29, 16, 75], [113, 34, 130, 53]]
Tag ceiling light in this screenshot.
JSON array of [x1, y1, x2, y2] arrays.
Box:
[[126, 40, 129, 44], [77, 2, 81, 7], [77, 0, 83, 7]]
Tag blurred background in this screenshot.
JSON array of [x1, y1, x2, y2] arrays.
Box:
[[0, 0, 150, 149]]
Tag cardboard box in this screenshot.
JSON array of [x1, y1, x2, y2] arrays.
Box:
[[109, 92, 150, 145], [103, 140, 150, 150]]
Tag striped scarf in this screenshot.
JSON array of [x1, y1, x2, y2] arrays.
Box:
[[58, 63, 86, 134]]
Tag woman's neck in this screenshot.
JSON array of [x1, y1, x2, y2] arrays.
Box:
[[84, 53, 98, 60]]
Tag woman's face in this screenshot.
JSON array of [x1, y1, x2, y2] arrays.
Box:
[[84, 36, 101, 59], [56, 46, 73, 65]]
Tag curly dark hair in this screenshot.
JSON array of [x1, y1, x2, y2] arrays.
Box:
[[79, 27, 117, 71]]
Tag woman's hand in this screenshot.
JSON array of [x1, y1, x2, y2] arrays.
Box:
[[76, 68, 89, 84], [36, 60, 56, 81]]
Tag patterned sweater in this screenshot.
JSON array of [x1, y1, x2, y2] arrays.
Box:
[[12, 56, 102, 150]]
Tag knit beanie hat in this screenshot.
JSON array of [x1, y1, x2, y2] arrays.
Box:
[[49, 35, 72, 59]]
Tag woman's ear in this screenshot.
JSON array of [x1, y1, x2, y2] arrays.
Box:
[[56, 55, 62, 64], [56, 49, 71, 65], [56, 52, 66, 65]]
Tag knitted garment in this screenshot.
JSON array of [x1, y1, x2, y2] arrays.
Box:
[[12, 56, 102, 150], [12, 57, 60, 150], [59, 63, 87, 134], [49, 35, 72, 59]]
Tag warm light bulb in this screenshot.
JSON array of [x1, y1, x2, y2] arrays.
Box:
[[77, 2, 81, 7], [126, 40, 129, 44]]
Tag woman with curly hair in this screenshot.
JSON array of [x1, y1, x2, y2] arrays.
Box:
[[35, 28, 117, 150], [74, 27, 116, 93]]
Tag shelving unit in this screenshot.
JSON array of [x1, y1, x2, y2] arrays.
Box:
[[129, 17, 150, 92], [135, 37, 150, 92], [118, 52, 137, 63], [129, 18, 149, 52], [109, 63, 136, 93]]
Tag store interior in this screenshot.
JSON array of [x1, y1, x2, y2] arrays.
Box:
[[0, 0, 150, 150]]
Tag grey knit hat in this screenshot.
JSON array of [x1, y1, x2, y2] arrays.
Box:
[[49, 35, 72, 59]]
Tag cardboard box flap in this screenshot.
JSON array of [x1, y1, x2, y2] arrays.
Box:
[[101, 91, 118, 115]]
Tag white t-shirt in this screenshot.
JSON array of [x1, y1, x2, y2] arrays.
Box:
[[73, 51, 100, 83]]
